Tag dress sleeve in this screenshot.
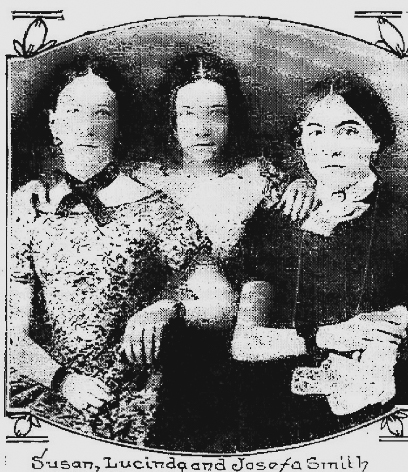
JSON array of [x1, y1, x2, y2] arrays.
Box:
[[150, 195, 212, 273], [371, 201, 408, 310], [10, 185, 38, 284], [222, 204, 269, 292], [258, 157, 287, 208]]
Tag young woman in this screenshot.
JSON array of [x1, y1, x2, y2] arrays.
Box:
[[122, 51, 317, 452], [133, 50, 314, 262], [225, 72, 408, 450], [9, 57, 210, 445], [10, 51, 314, 451]]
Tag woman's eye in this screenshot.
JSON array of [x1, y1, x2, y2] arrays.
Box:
[[181, 109, 195, 115], [178, 110, 195, 117], [308, 129, 322, 137], [66, 108, 80, 114], [339, 127, 359, 136], [210, 109, 228, 119], [95, 109, 112, 117]]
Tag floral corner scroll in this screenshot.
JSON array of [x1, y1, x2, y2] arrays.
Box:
[[6, 413, 49, 444], [12, 11, 63, 57], [380, 409, 408, 442], [376, 17, 407, 58]]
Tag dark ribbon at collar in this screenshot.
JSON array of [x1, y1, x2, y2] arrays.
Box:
[[55, 162, 119, 226]]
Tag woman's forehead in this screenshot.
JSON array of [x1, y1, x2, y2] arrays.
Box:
[[303, 94, 367, 127], [176, 79, 228, 108], [57, 72, 116, 107]]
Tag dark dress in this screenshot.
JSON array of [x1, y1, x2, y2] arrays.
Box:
[[223, 182, 408, 451], [148, 320, 238, 452]]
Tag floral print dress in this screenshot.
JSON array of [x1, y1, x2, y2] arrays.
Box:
[[9, 182, 208, 445]]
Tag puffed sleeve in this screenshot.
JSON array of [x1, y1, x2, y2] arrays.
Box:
[[148, 194, 212, 273]]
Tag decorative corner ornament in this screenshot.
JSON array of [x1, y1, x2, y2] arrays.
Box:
[[13, 413, 41, 437], [380, 409, 408, 440], [13, 16, 58, 57], [6, 412, 49, 444], [376, 17, 407, 58]]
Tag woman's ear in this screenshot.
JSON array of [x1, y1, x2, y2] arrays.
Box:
[[48, 109, 62, 146], [373, 135, 381, 152], [370, 137, 381, 166], [292, 124, 304, 151], [172, 124, 180, 146], [48, 109, 56, 133], [295, 136, 303, 152]]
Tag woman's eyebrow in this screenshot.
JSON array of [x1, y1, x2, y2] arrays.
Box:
[[335, 120, 361, 128], [306, 122, 322, 127]]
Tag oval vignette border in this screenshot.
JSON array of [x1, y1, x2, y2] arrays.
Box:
[[5, 12, 408, 454]]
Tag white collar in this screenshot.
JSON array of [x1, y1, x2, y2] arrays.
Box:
[[39, 173, 155, 212], [301, 172, 377, 237], [315, 172, 377, 208]]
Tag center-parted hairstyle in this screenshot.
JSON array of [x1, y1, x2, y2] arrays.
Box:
[[291, 71, 396, 155], [155, 49, 250, 169], [12, 55, 136, 190]]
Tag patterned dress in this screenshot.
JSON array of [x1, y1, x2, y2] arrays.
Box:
[[9, 181, 208, 445], [133, 159, 286, 258]]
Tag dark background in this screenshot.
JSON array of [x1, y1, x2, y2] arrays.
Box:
[[8, 16, 408, 200]]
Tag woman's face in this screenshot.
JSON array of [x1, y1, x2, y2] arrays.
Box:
[[175, 79, 229, 166], [300, 94, 380, 192], [49, 71, 118, 179]]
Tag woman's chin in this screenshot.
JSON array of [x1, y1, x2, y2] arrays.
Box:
[[184, 146, 218, 163], [63, 148, 113, 177], [316, 170, 359, 192]]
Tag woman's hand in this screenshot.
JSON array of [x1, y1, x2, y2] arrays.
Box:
[[293, 307, 408, 415], [316, 306, 408, 352], [292, 344, 399, 415], [121, 300, 179, 366], [277, 179, 317, 221], [61, 373, 113, 414]]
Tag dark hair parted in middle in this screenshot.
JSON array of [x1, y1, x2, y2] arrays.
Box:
[[155, 50, 250, 169], [291, 71, 396, 154], [11, 55, 138, 190]]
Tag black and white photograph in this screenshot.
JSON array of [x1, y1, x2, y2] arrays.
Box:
[[2, 1, 408, 470]]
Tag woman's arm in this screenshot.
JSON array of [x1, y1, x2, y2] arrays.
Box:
[[315, 306, 408, 351], [231, 325, 306, 361], [122, 262, 238, 366], [9, 280, 61, 387], [9, 280, 112, 412]]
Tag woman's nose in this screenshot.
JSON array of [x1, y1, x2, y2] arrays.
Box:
[[78, 118, 95, 137], [321, 134, 342, 157], [194, 117, 211, 137]]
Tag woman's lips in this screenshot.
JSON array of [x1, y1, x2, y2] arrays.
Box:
[[191, 143, 215, 147]]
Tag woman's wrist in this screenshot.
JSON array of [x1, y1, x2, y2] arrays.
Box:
[[296, 324, 320, 355], [315, 324, 336, 349], [182, 298, 236, 325], [232, 326, 307, 361], [50, 365, 70, 392]]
